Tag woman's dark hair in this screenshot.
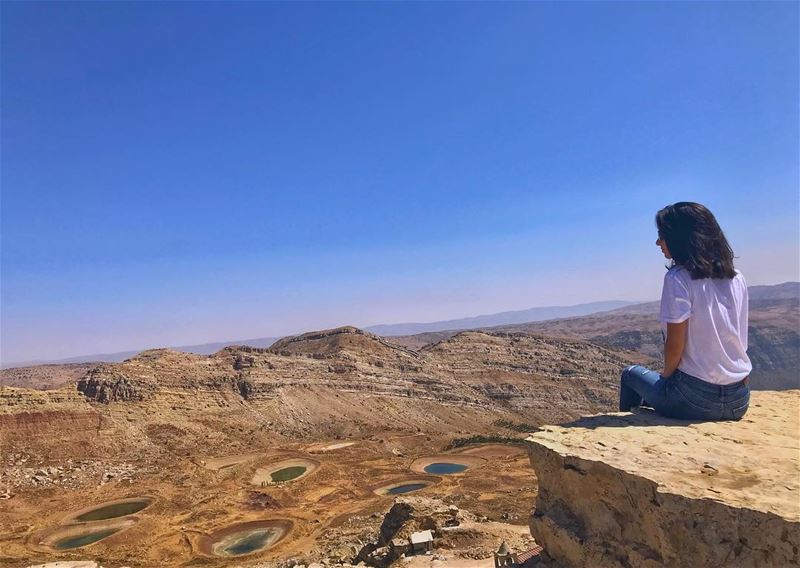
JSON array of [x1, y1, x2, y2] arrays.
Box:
[[656, 202, 736, 279]]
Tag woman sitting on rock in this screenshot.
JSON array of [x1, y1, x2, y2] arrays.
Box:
[[619, 202, 751, 420]]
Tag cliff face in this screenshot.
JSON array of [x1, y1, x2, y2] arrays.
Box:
[[525, 390, 800, 568]]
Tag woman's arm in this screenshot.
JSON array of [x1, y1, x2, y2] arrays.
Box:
[[663, 320, 688, 377]]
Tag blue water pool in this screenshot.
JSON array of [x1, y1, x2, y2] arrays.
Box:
[[423, 462, 468, 475]]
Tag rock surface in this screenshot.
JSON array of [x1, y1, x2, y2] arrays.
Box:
[[525, 390, 800, 567]]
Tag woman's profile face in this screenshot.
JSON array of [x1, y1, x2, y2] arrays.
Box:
[[656, 235, 672, 259]]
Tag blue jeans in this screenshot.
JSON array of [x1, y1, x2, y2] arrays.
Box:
[[619, 365, 750, 421]]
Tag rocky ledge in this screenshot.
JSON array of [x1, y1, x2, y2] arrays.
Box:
[[525, 390, 800, 568]]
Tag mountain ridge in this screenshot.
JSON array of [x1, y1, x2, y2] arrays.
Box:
[[0, 281, 800, 370], [363, 299, 637, 336], [1, 299, 640, 368]]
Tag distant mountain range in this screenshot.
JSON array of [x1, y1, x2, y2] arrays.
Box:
[[363, 300, 637, 336], [0, 336, 283, 369], [749, 281, 800, 300], [1, 299, 636, 368], [4, 282, 796, 369]]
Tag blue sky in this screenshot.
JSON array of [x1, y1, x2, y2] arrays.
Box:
[[2, 1, 798, 364]]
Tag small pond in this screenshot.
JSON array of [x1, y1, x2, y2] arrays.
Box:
[[387, 483, 428, 495], [271, 466, 306, 482], [373, 479, 436, 496], [423, 462, 468, 475], [53, 528, 121, 550], [251, 459, 319, 486], [217, 528, 277, 556], [201, 520, 293, 558], [73, 499, 153, 522]]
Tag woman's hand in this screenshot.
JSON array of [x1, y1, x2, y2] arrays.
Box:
[[663, 320, 688, 377]]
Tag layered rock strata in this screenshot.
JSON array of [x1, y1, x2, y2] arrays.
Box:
[[1, 327, 634, 455], [525, 390, 800, 568]]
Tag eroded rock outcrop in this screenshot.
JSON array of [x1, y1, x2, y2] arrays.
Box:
[[525, 390, 800, 567], [77, 367, 150, 403], [351, 496, 475, 566]]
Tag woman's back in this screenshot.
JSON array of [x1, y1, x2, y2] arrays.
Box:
[[620, 201, 751, 421], [660, 266, 751, 385]]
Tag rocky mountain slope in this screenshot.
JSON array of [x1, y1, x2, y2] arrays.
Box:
[[0, 326, 645, 487], [390, 295, 799, 390], [0, 363, 99, 390], [504, 298, 798, 390]]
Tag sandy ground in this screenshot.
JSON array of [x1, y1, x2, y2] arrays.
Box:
[[306, 442, 357, 452], [401, 555, 493, 568], [203, 453, 264, 471]]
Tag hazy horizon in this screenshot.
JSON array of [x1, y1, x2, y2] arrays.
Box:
[[2, 2, 798, 364], [4, 279, 797, 368], [3, 297, 641, 366]]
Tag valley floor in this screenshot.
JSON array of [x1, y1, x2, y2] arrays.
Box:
[[2, 436, 538, 567]]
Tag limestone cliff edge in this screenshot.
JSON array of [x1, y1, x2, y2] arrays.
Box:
[[525, 390, 800, 567]]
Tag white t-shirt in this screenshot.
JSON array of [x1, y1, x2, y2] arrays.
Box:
[[659, 266, 752, 385]]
